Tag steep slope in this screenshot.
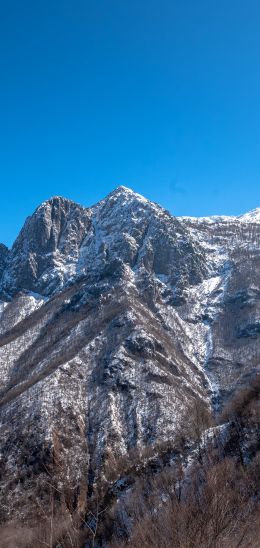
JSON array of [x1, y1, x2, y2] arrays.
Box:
[[0, 244, 8, 280], [0, 196, 91, 299], [0, 187, 259, 523], [180, 212, 260, 403]]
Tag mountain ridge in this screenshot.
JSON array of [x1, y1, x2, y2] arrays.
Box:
[[0, 186, 259, 523], [1, 186, 259, 251]]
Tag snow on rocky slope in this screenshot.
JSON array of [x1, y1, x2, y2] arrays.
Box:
[[0, 186, 259, 520]]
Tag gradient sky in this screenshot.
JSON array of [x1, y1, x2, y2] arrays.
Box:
[[0, 0, 260, 247]]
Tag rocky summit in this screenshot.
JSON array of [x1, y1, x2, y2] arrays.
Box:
[[0, 186, 259, 522]]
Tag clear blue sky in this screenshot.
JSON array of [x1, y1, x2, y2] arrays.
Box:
[[1, 0, 260, 247]]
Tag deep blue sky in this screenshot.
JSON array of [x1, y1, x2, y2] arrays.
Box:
[[1, 0, 260, 247]]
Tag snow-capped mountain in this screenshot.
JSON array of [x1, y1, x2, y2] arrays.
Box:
[[0, 186, 259, 521]]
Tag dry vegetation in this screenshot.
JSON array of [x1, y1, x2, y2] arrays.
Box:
[[0, 376, 259, 547]]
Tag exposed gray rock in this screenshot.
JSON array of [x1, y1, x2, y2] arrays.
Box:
[[0, 243, 8, 280], [237, 322, 260, 338], [0, 196, 92, 298], [0, 187, 259, 521]]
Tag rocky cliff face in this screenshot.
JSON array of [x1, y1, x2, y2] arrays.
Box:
[[0, 244, 8, 281], [0, 187, 259, 522], [0, 197, 92, 299]]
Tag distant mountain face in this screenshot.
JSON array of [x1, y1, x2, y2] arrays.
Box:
[[0, 186, 259, 521]]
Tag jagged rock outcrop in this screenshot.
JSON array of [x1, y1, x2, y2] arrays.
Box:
[[0, 196, 91, 298], [0, 186, 259, 521]]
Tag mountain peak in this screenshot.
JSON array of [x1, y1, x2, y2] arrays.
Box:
[[37, 195, 81, 212], [106, 185, 148, 202], [238, 207, 260, 223], [111, 185, 133, 194], [0, 186, 260, 530]]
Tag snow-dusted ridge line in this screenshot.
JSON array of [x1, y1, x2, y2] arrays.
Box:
[[178, 206, 260, 224]]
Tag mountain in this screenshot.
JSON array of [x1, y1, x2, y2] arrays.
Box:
[[0, 196, 91, 299], [0, 186, 259, 526]]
